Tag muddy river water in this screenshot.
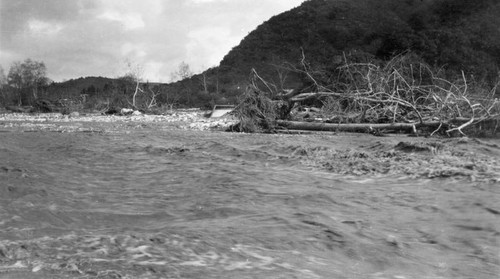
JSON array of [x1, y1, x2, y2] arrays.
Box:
[[0, 117, 499, 278]]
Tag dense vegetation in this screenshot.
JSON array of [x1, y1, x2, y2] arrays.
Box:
[[219, 0, 500, 86], [0, 0, 499, 111]]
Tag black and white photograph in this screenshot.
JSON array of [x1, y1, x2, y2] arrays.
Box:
[[0, 0, 499, 278]]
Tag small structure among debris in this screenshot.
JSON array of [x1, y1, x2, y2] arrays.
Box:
[[209, 105, 235, 118]]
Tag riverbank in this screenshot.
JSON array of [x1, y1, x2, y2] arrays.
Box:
[[0, 110, 238, 133]]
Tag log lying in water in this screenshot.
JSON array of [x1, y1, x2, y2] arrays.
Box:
[[276, 120, 444, 133]]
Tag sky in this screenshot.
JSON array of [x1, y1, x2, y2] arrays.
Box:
[[0, 0, 304, 82]]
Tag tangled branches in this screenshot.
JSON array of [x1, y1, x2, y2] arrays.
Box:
[[231, 69, 290, 132], [235, 53, 499, 136], [289, 53, 500, 136]]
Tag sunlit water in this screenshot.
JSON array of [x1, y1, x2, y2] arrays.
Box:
[[0, 127, 498, 278]]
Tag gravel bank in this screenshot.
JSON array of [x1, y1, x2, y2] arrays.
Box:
[[0, 110, 238, 133]]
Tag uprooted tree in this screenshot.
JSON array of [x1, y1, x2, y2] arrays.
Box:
[[233, 52, 500, 137]]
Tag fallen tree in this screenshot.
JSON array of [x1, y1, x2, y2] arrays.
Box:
[[276, 120, 439, 133], [233, 52, 500, 137], [275, 118, 500, 135]]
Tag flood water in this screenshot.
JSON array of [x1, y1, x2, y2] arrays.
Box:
[[0, 127, 498, 278]]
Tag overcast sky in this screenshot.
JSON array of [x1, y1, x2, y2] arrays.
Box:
[[0, 0, 304, 82]]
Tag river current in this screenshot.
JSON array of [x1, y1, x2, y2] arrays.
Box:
[[0, 127, 498, 278]]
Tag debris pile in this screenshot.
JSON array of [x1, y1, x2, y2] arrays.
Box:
[[234, 54, 499, 137]]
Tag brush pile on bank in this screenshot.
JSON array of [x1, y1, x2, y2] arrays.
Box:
[[234, 53, 500, 137], [230, 71, 290, 132]]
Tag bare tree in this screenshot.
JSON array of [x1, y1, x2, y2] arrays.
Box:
[[121, 60, 144, 108], [170, 61, 193, 81], [198, 66, 209, 94], [120, 60, 164, 111], [7, 59, 49, 105]]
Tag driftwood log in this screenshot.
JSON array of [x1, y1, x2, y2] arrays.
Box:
[[276, 118, 499, 135], [276, 120, 446, 133]]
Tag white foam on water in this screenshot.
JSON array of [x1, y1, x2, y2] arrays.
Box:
[[231, 244, 276, 269], [32, 264, 43, 272], [178, 260, 208, 267], [0, 261, 28, 270], [135, 260, 168, 266], [127, 245, 154, 259], [224, 260, 253, 270]]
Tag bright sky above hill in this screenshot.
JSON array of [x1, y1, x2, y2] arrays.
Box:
[[0, 0, 304, 82]]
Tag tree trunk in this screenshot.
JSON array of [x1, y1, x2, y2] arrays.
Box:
[[32, 87, 38, 101], [17, 89, 22, 106], [276, 120, 445, 133], [132, 81, 139, 108]]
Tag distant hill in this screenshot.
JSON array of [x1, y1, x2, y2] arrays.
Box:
[[37, 76, 171, 110], [47, 76, 169, 98], [34, 0, 500, 109], [47, 76, 117, 98], [169, 0, 500, 105]]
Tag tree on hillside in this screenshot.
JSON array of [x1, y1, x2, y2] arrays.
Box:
[[7, 59, 50, 105], [170, 61, 193, 81], [0, 65, 8, 105], [0, 65, 7, 88], [120, 59, 144, 84], [166, 62, 195, 107]]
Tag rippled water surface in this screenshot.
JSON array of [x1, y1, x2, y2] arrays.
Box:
[[0, 127, 498, 278]]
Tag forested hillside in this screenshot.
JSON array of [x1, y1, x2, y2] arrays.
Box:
[[208, 0, 500, 99], [2, 0, 499, 110]]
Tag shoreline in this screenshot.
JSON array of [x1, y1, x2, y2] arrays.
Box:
[[0, 110, 238, 132]]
